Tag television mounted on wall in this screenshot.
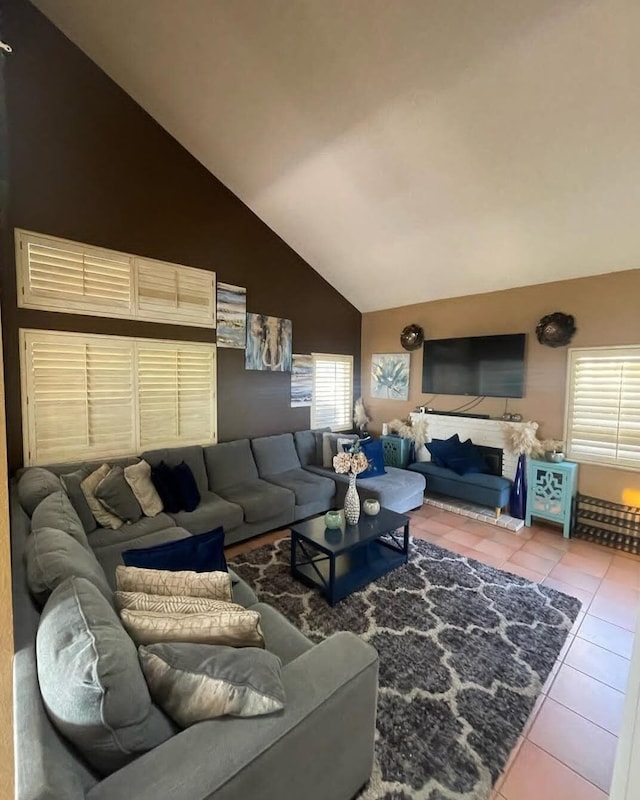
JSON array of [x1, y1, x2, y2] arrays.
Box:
[[421, 333, 526, 398]]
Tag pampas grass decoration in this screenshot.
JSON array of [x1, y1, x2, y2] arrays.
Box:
[[353, 397, 370, 433], [503, 421, 544, 456], [386, 416, 429, 449]]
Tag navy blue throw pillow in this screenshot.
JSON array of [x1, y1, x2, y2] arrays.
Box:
[[150, 462, 181, 514], [122, 527, 227, 573], [358, 439, 387, 480], [173, 462, 201, 512], [426, 435, 461, 467], [443, 439, 489, 476]]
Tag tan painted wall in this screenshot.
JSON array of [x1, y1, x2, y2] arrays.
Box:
[[0, 309, 14, 799], [362, 269, 640, 504]]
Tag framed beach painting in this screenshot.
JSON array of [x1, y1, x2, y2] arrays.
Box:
[[291, 354, 312, 407], [245, 313, 292, 371], [371, 353, 410, 400], [216, 283, 246, 348]]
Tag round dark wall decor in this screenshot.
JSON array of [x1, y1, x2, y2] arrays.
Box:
[[535, 312, 577, 348], [400, 324, 424, 351]]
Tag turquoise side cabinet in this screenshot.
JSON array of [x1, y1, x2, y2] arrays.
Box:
[[525, 459, 579, 537]]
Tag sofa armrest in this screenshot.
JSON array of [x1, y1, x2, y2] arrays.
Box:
[[87, 631, 378, 800]]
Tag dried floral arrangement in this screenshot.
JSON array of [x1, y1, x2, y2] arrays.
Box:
[[503, 421, 545, 456], [386, 415, 430, 450], [353, 397, 370, 434], [333, 442, 369, 476]]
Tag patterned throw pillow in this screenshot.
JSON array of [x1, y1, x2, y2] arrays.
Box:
[[80, 464, 123, 530], [115, 565, 232, 602], [123, 460, 163, 517], [139, 642, 284, 727], [120, 604, 265, 648], [115, 591, 232, 614]]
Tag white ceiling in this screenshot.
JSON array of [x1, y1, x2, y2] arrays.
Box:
[[31, 0, 640, 312]]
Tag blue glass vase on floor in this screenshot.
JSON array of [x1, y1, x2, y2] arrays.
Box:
[[509, 453, 527, 519]]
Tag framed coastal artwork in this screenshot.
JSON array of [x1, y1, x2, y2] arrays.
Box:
[[290, 354, 312, 407], [371, 353, 410, 400], [245, 313, 292, 371], [216, 283, 246, 348]]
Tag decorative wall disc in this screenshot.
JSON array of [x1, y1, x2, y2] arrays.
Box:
[[535, 312, 576, 348], [400, 324, 424, 351]]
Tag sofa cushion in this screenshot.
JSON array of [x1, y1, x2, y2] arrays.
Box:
[[204, 439, 259, 491], [251, 433, 301, 476], [139, 643, 285, 727], [36, 576, 174, 777], [265, 469, 335, 507], [26, 526, 113, 605], [219, 480, 293, 524], [249, 602, 313, 665], [426, 435, 461, 467], [122, 527, 227, 573], [150, 462, 181, 514], [31, 490, 90, 550], [120, 603, 265, 648], [312, 428, 331, 466], [95, 465, 143, 523], [358, 439, 387, 480], [293, 429, 317, 467], [116, 565, 232, 601], [173, 462, 201, 512], [17, 467, 63, 517], [61, 464, 98, 533], [87, 512, 176, 550], [322, 432, 358, 468], [141, 445, 208, 494], [168, 490, 243, 535], [81, 464, 124, 530], [124, 460, 163, 517]]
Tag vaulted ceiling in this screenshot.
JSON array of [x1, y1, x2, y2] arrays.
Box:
[[31, 0, 640, 312]]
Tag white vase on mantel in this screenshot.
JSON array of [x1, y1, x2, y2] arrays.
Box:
[[344, 474, 360, 525]]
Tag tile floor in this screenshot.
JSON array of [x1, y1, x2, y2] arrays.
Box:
[[226, 503, 640, 800]]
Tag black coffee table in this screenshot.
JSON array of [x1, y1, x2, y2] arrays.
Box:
[[290, 507, 410, 605]]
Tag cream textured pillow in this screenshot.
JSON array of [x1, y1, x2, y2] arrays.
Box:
[[115, 565, 232, 602], [116, 591, 233, 614], [139, 643, 284, 727], [120, 605, 265, 648], [124, 460, 163, 517], [80, 464, 123, 530]]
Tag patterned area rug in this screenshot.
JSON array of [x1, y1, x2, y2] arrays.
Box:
[[229, 537, 581, 800]]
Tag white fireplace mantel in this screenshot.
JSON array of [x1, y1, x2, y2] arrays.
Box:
[[409, 412, 531, 480]]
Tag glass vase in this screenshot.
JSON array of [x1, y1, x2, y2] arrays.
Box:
[[344, 474, 360, 525], [509, 453, 527, 520]]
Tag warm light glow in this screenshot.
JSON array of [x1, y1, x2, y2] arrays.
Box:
[[622, 488, 640, 508]]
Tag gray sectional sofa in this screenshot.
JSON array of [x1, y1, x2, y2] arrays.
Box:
[[12, 466, 379, 800], [11, 429, 428, 800]]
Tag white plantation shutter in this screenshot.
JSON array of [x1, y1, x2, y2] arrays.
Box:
[[311, 353, 353, 431], [16, 230, 133, 316], [137, 342, 216, 448], [21, 329, 217, 465], [136, 258, 215, 327], [21, 331, 135, 464], [565, 347, 640, 470], [16, 229, 216, 329]]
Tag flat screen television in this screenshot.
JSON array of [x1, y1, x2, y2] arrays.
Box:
[[421, 333, 526, 398]]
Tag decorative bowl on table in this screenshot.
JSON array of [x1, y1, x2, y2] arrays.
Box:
[[545, 450, 565, 463], [324, 510, 343, 529], [363, 499, 381, 516]]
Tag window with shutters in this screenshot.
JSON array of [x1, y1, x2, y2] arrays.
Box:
[[20, 329, 217, 465], [310, 353, 353, 432], [565, 346, 640, 471], [16, 229, 215, 328]]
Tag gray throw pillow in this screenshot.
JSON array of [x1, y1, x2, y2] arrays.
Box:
[[139, 642, 285, 728], [17, 467, 63, 516], [31, 490, 90, 550], [25, 526, 113, 605], [37, 577, 174, 777], [95, 466, 143, 523], [322, 432, 358, 468], [61, 465, 97, 532]]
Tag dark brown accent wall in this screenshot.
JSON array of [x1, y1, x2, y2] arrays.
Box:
[[0, 0, 361, 473]]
